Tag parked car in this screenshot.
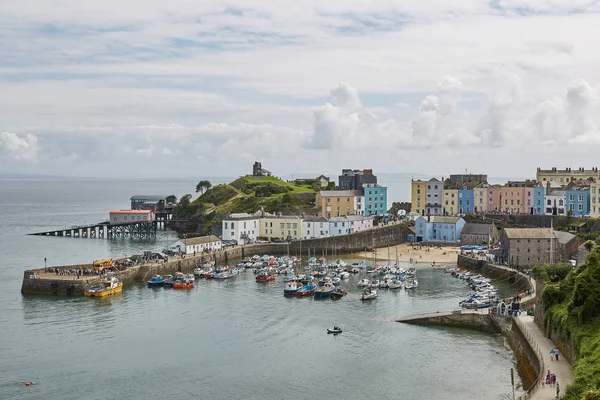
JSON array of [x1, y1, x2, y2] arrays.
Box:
[[273, 238, 285, 243], [256, 240, 268, 244]]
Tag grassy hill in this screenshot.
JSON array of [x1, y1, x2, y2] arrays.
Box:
[[171, 176, 318, 234]]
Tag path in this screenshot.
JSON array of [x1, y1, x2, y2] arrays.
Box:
[[517, 314, 574, 399]]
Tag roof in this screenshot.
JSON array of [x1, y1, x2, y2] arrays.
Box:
[[419, 216, 462, 224], [328, 217, 349, 222], [316, 175, 329, 180], [303, 215, 328, 222], [504, 228, 576, 244], [345, 215, 374, 221], [110, 210, 153, 214], [318, 190, 362, 197], [262, 215, 302, 220], [461, 223, 493, 235], [185, 235, 221, 246], [547, 190, 567, 196], [130, 195, 172, 201], [225, 213, 259, 220]]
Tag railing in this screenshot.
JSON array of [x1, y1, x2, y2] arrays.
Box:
[[513, 316, 545, 400]]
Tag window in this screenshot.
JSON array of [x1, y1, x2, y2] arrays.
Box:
[[559, 200, 564, 206], [579, 195, 584, 202], [124, 216, 127, 220], [428, 185, 431, 189], [579, 204, 584, 211], [113, 217, 117, 221], [286, 223, 291, 228], [569, 194, 575, 201], [334, 222, 338, 227], [434, 185, 438, 189], [293, 223, 297, 229], [307, 223, 311, 227], [231, 222, 235, 229], [337, 198, 340, 202], [547, 199, 551, 206], [569, 204, 575, 211], [280, 223, 284, 229], [243, 222, 246, 229], [327, 198, 331, 203]]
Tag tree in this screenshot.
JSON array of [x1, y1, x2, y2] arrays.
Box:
[[196, 180, 212, 194], [584, 240, 595, 253]]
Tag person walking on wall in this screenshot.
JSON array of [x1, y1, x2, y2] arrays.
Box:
[[555, 348, 559, 361], [556, 382, 560, 398]]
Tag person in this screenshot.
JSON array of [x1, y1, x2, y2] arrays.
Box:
[[555, 348, 560, 361], [541, 378, 545, 388], [556, 382, 560, 398], [550, 348, 555, 361]]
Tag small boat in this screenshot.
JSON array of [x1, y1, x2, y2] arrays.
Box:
[[314, 282, 336, 299], [388, 279, 402, 289], [357, 278, 370, 287], [214, 268, 239, 280], [193, 267, 204, 277], [284, 281, 303, 295], [331, 288, 347, 300], [339, 271, 350, 279], [84, 275, 122, 297], [162, 274, 174, 288], [256, 269, 276, 282], [370, 279, 380, 288], [173, 273, 194, 289], [332, 277, 341, 286], [327, 326, 342, 334], [361, 287, 377, 301], [297, 283, 317, 297], [299, 273, 315, 285], [147, 275, 164, 287]]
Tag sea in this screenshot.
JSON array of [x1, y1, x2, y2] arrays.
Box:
[[0, 178, 524, 400]]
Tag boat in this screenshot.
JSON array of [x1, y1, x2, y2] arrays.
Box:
[[147, 275, 164, 287], [332, 277, 341, 286], [327, 326, 342, 334], [299, 273, 315, 285], [214, 268, 239, 280], [193, 267, 204, 277], [314, 282, 336, 299], [357, 278, 370, 287], [388, 279, 402, 289], [370, 279, 380, 288], [339, 271, 350, 279], [173, 275, 194, 289], [162, 274, 174, 288], [331, 288, 347, 300], [256, 269, 276, 282], [284, 281, 303, 295], [84, 275, 123, 297], [296, 283, 317, 297], [361, 287, 377, 301]]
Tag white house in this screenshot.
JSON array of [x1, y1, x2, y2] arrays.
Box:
[[354, 195, 365, 216], [328, 217, 350, 236], [545, 191, 567, 216], [302, 216, 330, 239], [346, 215, 373, 233], [222, 213, 261, 244], [184, 235, 222, 254]]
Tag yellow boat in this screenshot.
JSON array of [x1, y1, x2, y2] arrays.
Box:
[[84, 275, 123, 297]]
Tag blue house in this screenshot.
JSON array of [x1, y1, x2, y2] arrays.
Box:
[[458, 189, 474, 214], [414, 216, 466, 242], [566, 188, 590, 216], [363, 184, 387, 216], [533, 184, 546, 215]]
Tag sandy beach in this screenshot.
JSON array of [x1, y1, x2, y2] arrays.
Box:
[[351, 243, 460, 265]]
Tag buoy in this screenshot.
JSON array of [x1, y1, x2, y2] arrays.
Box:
[[25, 382, 31, 387]]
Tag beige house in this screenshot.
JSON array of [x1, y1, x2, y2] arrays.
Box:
[[499, 228, 579, 268], [260, 215, 303, 241], [442, 189, 458, 215], [315, 190, 361, 218], [536, 167, 599, 185]]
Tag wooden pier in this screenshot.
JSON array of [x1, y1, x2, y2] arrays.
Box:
[[29, 221, 158, 239]]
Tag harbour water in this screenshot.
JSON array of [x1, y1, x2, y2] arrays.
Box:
[[1, 179, 523, 399]]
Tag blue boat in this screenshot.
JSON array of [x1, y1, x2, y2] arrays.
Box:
[[147, 275, 164, 287], [314, 282, 335, 299], [284, 281, 303, 295], [297, 283, 317, 297]]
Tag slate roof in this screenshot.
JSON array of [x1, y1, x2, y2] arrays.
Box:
[[504, 228, 576, 244], [185, 235, 221, 246], [318, 190, 363, 197], [461, 223, 493, 235]]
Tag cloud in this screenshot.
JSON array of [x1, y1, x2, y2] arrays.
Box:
[[0, 131, 39, 162]]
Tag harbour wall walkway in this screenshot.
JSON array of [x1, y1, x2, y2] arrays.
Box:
[[21, 224, 411, 295]]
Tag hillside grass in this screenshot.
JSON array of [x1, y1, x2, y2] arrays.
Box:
[[537, 252, 600, 399]]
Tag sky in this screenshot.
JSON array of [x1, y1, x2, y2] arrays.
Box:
[[2, 0, 600, 180]]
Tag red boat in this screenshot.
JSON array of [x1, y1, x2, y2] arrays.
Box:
[[256, 270, 276, 282], [173, 280, 194, 289]]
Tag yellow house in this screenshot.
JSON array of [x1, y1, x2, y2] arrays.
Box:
[[411, 180, 427, 215], [315, 190, 361, 218], [473, 187, 488, 213], [260, 215, 303, 240], [591, 181, 600, 218], [442, 189, 458, 215]]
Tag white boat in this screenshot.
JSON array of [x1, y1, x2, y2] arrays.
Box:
[[388, 279, 402, 289], [284, 281, 303, 295], [357, 278, 370, 287], [339, 271, 350, 279], [370, 279, 380, 288], [361, 287, 377, 300]]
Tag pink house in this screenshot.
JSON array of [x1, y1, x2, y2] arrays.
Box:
[[502, 186, 526, 214], [487, 187, 502, 212], [524, 187, 535, 214]]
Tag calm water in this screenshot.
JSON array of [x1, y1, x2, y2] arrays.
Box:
[[0, 179, 522, 399]]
